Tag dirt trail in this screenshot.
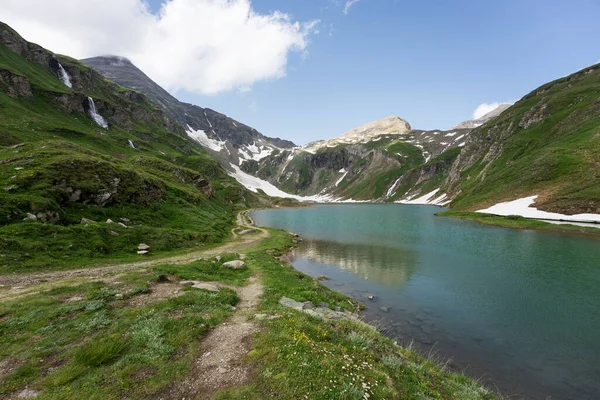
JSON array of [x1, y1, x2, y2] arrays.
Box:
[[0, 211, 268, 296], [158, 276, 263, 399]]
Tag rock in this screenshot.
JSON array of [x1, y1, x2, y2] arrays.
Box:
[[120, 217, 131, 223], [117, 222, 129, 228], [222, 260, 247, 269], [23, 213, 37, 221], [217, 367, 228, 374], [138, 243, 150, 250], [367, 295, 375, 300], [106, 219, 115, 224], [317, 275, 330, 281], [254, 314, 267, 320], [380, 306, 390, 313], [108, 231, 120, 237], [302, 301, 315, 310], [35, 211, 60, 224], [319, 302, 329, 308], [3, 185, 18, 191], [137, 250, 149, 255], [180, 281, 220, 292], [215, 256, 222, 262], [17, 388, 39, 399], [80, 218, 97, 224], [9, 143, 25, 149], [115, 294, 124, 300], [279, 296, 305, 311], [14, 167, 24, 170]]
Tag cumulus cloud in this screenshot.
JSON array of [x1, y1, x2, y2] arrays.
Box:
[[473, 102, 507, 119], [0, 0, 318, 94], [343, 0, 362, 14]]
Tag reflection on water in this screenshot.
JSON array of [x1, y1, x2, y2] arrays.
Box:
[[253, 204, 600, 400], [291, 238, 416, 286]]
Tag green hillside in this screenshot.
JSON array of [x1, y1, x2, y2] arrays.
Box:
[[0, 23, 260, 272], [445, 64, 600, 214]]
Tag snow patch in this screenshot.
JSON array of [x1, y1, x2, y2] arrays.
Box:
[[386, 178, 402, 198], [397, 189, 449, 206], [445, 131, 457, 137], [335, 171, 348, 187], [477, 196, 600, 225], [186, 126, 225, 152]]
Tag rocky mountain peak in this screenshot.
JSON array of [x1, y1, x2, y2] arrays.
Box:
[[452, 103, 512, 130]]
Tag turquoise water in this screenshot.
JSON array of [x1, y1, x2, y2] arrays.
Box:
[[252, 204, 600, 400]]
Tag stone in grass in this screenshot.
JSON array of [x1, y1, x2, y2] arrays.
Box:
[[80, 218, 97, 224], [138, 243, 150, 251], [23, 213, 37, 221], [137, 250, 149, 255], [106, 219, 115, 224], [120, 217, 131, 223], [17, 388, 39, 399], [108, 231, 120, 237], [279, 297, 305, 311], [222, 260, 247, 269], [180, 281, 220, 292]]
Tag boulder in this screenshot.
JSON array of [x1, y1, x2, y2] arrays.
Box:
[[279, 297, 305, 311], [117, 222, 129, 228], [222, 260, 247, 269], [120, 217, 131, 223], [138, 243, 150, 251], [80, 218, 97, 224], [3, 185, 18, 191], [108, 231, 120, 237], [106, 219, 115, 224], [180, 281, 220, 292], [23, 213, 37, 221], [137, 250, 148, 255]]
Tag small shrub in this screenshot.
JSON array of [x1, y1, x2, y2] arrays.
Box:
[[74, 336, 127, 367], [381, 354, 404, 370], [347, 331, 370, 349], [84, 300, 105, 312]]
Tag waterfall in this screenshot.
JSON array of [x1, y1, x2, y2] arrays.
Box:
[[87, 97, 108, 128], [128, 140, 137, 149], [57, 63, 72, 88]]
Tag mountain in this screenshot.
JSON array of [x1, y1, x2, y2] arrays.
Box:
[[0, 21, 287, 270], [81, 56, 295, 170], [441, 64, 600, 215], [236, 115, 472, 201], [452, 104, 512, 130]]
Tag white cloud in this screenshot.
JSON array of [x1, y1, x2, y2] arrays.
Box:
[[472, 102, 504, 119], [343, 0, 362, 14], [0, 0, 318, 95]]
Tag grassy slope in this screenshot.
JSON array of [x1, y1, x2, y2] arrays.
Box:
[[437, 211, 600, 237], [0, 230, 496, 400], [0, 41, 257, 272], [448, 64, 600, 213]]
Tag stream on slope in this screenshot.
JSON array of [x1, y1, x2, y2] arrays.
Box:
[[252, 204, 600, 400]]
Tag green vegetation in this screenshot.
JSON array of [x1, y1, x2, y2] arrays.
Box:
[[448, 64, 600, 213], [437, 211, 600, 236], [212, 232, 496, 399], [0, 259, 242, 399], [0, 33, 263, 272]]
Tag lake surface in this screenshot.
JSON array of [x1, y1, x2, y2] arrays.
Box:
[[252, 204, 600, 400]]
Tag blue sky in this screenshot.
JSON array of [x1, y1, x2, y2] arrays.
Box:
[[167, 0, 599, 144], [5, 0, 599, 145]]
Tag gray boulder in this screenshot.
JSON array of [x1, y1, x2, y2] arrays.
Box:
[[222, 260, 247, 269]]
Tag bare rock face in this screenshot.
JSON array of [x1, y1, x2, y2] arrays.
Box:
[[519, 103, 547, 129], [0, 70, 33, 98]]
